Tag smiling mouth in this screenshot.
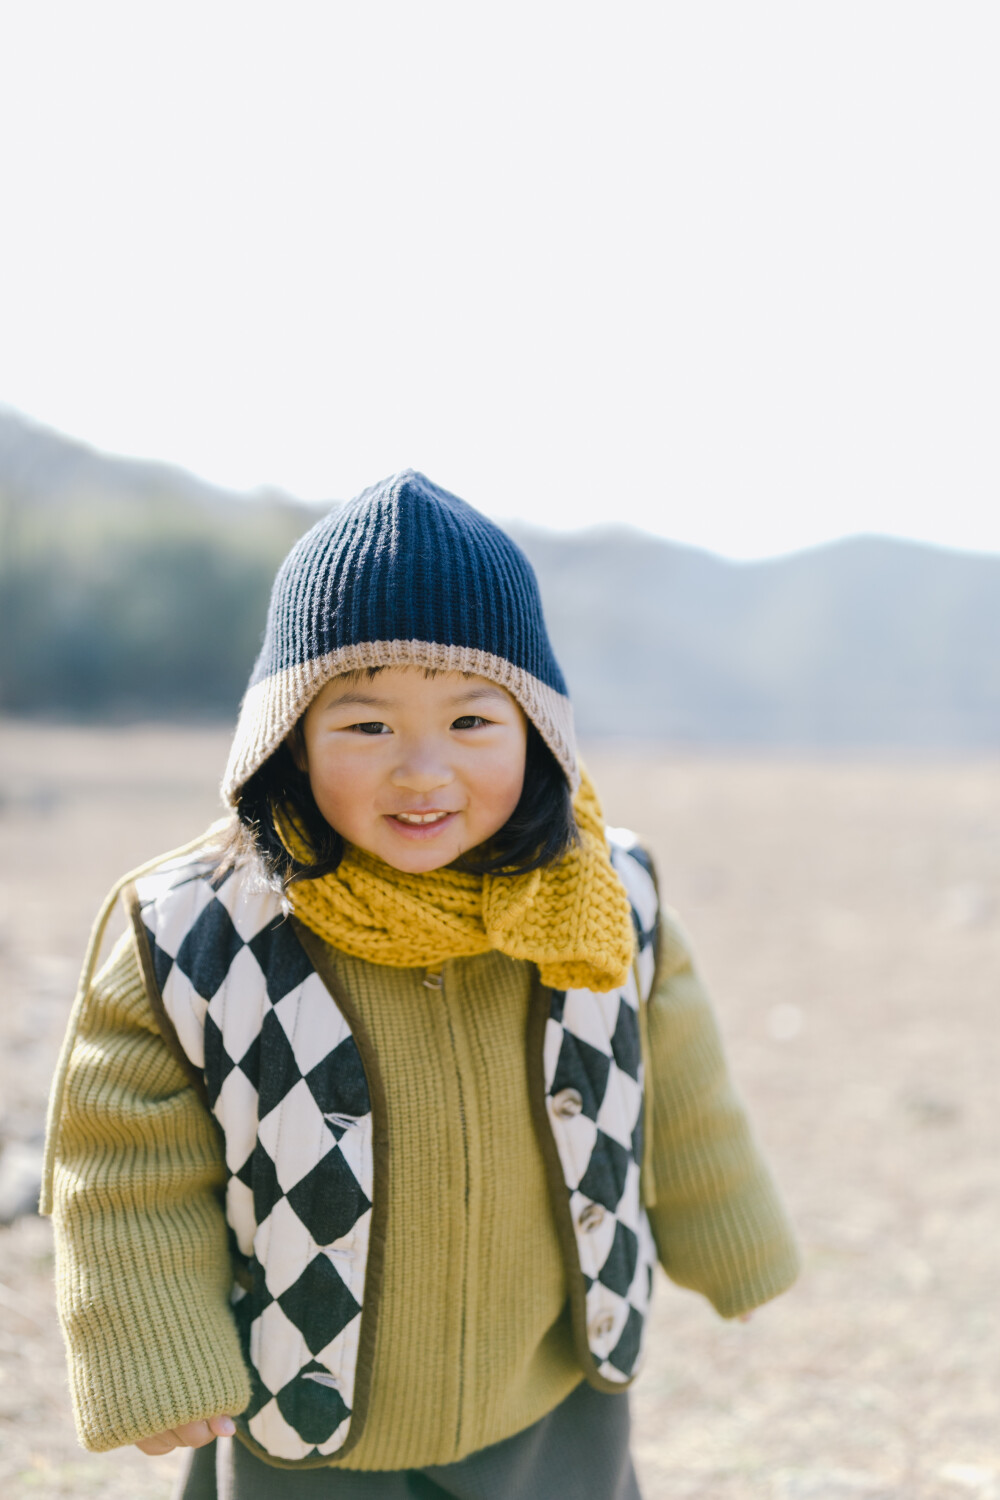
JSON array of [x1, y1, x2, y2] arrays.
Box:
[[390, 811, 453, 826]]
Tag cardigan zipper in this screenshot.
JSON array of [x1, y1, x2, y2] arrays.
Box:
[[429, 965, 470, 1456]]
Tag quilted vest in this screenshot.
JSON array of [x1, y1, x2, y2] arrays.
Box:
[[128, 830, 660, 1465]]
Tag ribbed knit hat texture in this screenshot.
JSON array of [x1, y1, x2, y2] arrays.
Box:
[[221, 470, 578, 804]]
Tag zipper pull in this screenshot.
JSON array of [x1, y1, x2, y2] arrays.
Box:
[[423, 969, 443, 990]]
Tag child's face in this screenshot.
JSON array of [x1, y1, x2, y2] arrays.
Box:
[[295, 666, 529, 874]]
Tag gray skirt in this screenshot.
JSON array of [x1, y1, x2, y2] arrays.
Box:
[[172, 1380, 641, 1500]]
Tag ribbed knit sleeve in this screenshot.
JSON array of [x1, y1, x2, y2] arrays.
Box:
[[48, 930, 252, 1451], [645, 909, 801, 1318]]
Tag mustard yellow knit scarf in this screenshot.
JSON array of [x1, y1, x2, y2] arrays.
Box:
[[285, 767, 635, 993]]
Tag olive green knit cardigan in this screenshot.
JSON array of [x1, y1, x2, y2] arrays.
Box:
[[45, 905, 800, 1469]]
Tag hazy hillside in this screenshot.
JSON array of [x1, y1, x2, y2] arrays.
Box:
[[511, 526, 1000, 748], [0, 409, 324, 719], [0, 405, 299, 516], [2, 407, 999, 748]]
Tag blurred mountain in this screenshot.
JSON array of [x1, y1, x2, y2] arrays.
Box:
[[0, 405, 318, 521], [508, 526, 1000, 749], [2, 406, 999, 747], [0, 408, 325, 719]]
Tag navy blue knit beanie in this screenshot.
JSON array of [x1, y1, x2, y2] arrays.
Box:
[[222, 470, 577, 803]]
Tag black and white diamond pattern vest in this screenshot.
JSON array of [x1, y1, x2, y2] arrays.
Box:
[[125, 831, 660, 1465]]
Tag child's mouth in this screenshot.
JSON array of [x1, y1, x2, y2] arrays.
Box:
[[386, 810, 457, 836]]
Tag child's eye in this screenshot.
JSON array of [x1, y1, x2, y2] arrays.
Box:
[[349, 721, 389, 735], [452, 715, 488, 730]]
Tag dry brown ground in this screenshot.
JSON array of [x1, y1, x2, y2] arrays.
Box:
[[0, 722, 997, 1499]]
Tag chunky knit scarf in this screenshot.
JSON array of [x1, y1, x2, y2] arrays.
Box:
[[284, 767, 635, 993]]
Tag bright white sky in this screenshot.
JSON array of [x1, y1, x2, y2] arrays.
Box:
[[1, 3, 997, 559]]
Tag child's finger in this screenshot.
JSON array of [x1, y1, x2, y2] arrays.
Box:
[[135, 1432, 179, 1455], [137, 1417, 233, 1454], [171, 1418, 229, 1448]]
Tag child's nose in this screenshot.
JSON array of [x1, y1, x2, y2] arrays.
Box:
[[390, 748, 454, 792]]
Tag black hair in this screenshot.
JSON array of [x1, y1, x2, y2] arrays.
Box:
[[232, 713, 578, 888]]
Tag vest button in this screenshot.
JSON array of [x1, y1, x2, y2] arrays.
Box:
[[577, 1202, 606, 1232], [589, 1311, 617, 1341], [551, 1088, 583, 1119]]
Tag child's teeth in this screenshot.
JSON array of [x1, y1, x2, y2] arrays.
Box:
[[397, 812, 446, 824]]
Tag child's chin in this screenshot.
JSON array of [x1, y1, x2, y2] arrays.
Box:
[[365, 841, 462, 876], [388, 850, 458, 875]]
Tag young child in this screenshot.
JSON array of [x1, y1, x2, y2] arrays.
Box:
[[42, 471, 800, 1499]]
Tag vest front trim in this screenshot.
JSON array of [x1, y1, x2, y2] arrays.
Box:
[[129, 855, 387, 1465], [529, 833, 660, 1391]]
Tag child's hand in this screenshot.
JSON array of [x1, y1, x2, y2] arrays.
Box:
[[135, 1414, 236, 1455]]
